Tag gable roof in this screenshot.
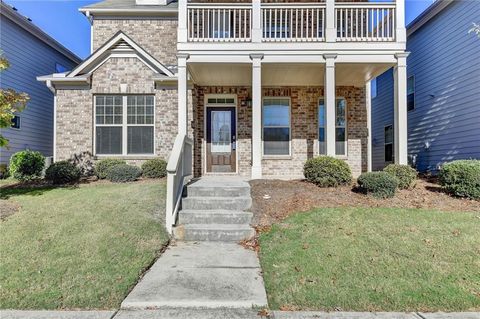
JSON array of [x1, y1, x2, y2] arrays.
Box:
[[0, 1, 81, 64], [407, 0, 454, 37], [67, 31, 174, 78]]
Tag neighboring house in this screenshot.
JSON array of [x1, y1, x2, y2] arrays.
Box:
[[38, 0, 409, 231], [0, 1, 81, 165], [371, 0, 480, 173]]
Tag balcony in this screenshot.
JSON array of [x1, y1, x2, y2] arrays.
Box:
[[181, 1, 400, 44]]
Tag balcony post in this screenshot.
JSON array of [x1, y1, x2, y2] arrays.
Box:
[[325, 0, 336, 42], [177, 53, 189, 136], [396, 0, 406, 43], [393, 52, 409, 165], [252, 0, 262, 43], [178, 0, 188, 43], [250, 53, 263, 179], [324, 54, 337, 156]]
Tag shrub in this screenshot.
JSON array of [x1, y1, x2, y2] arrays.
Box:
[[107, 164, 142, 183], [304, 156, 352, 187], [70, 151, 95, 176], [357, 171, 398, 199], [438, 160, 480, 199], [141, 158, 167, 178], [383, 164, 417, 189], [94, 158, 126, 179], [0, 164, 9, 179], [9, 150, 45, 181], [45, 161, 81, 184]]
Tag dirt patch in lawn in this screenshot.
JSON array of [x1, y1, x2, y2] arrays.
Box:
[[250, 178, 480, 227], [0, 200, 20, 220]]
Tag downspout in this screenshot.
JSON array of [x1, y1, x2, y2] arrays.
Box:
[[46, 80, 57, 163]]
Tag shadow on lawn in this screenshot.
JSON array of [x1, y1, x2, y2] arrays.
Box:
[[0, 182, 78, 200]]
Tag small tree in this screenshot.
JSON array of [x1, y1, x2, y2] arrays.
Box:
[[0, 54, 29, 148]]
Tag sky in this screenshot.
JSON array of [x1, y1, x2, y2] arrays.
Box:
[[4, 0, 436, 59]]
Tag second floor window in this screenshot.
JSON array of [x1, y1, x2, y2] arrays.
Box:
[[407, 75, 415, 111], [95, 95, 155, 155]]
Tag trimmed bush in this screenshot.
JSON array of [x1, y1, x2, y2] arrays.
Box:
[[0, 164, 9, 179], [357, 171, 398, 199], [304, 156, 352, 187], [45, 161, 81, 184], [438, 160, 480, 199], [107, 164, 142, 183], [94, 158, 126, 179], [383, 164, 417, 189], [9, 150, 45, 181], [141, 158, 167, 178]]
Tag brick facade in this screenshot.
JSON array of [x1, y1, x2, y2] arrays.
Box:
[[193, 86, 367, 178], [56, 57, 193, 164]]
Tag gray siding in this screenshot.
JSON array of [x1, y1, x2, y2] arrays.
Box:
[[0, 16, 78, 164], [372, 0, 480, 173]]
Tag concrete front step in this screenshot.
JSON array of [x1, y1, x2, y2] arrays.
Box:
[[182, 196, 252, 211], [186, 184, 251, 198], [173, 224, 255, 242], [178, 210, 253, 225]]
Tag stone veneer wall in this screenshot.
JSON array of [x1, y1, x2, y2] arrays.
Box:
[[55, 57, 193, 164], [193, 86, 367, 178], [92, 19, 178, 66]]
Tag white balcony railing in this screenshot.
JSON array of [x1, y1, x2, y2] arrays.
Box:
[[336, 3, 396, 42], [183, 1, 401, 44], [262, 3, 325, 42]]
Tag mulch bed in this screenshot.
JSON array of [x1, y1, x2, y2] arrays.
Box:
[[249, 177, 480, 227]]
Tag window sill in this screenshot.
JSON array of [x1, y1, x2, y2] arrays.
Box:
[[95, 155, 158, 160], [262, 155, 292, 160]]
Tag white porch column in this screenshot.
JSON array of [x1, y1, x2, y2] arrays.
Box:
[[250, 53, 264, 179], [325, 0, 336, 42], [395, 0, 406, 43], [366, 80, 372, 172], [251, 0, 262, 43], [393, 52, 409, 165], [177, 53, 189, 136], [178, 0, 188, 43], [324, 54, 337, 156]]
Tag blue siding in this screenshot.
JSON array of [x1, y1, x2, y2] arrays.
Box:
[[0, 16, 78, 164], [372, 0, 480, 173]]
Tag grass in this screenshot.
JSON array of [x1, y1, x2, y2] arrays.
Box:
[[259, 207, 480, 312], [0, 179, 169, 310]]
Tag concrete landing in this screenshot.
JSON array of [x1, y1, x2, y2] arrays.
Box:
[[121, 242, 268, 309]]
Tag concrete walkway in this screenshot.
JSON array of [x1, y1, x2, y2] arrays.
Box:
[[121, 241, 268, 309]]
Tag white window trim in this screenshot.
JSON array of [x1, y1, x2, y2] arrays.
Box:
[[262, 96, 292, 158], [94, 95, 156, 157], [407, 75, 415, 112], [384, 124, 394, 163], [317, 97, 348, 157]]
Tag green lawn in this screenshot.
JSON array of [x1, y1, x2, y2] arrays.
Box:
[[0, 180, 169, 310], [259, 207, 480, 312]]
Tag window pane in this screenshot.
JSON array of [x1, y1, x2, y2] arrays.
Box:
[[318, 101, 325, 127], [407, 76, 414, 94], [105, 106, 113, 116], [96, 116, 104, 125], [336, 99, 346, 127], [336, 128, 346, 155], [385, 125, 393, 144], [96, 106, 104, 115], [105, 115, 113, 124], [96, 96, 104, 106], [145, 115, 154, 125], [96, 127, 122, 154], [407, 93, 415, 111], [264, 127, 289, 155], [263, 100, 290, 127], [146, 96, 154, 106], [385, 144, 393, 162], [106, 96, 113, 106], [128, 126, 154, 154]]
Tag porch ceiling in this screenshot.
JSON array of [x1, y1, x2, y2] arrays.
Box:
[[188, 62, 393, 88]]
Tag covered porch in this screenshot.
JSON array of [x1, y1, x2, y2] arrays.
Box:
[[176, 53, 409, 179]]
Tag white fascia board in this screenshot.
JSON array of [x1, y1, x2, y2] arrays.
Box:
[[37, 74, 90, 83], [79, 7, 178, 18]]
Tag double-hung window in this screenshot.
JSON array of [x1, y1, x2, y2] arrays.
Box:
[[263, 98, 290, 156], [318, 98, 347, 156], [384, 124, 394, 162], [95, 95, 154, 155]]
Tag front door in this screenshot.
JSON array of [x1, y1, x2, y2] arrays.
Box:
[[206, 107, 236, 173]]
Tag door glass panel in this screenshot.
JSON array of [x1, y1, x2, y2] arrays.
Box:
[[211, 111, 231, 153]]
